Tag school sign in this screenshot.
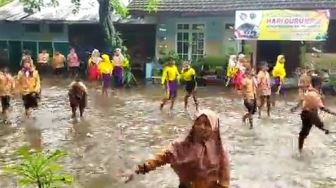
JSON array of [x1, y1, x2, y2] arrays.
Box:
[[234, 10, 330, 41]]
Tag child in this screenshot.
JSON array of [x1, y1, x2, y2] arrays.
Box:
[[291, 76, 335, 152], [17, 59, 41, 117], [271, 55, 286, 106], [242, 69, 257, 128], [181, 61, 198, 110], [52, 51, 66, 76], [297, 67, 312, 100], [160, 57, 180, 113], [122, 109, 230, 188], [0, 67, 15, 119], [87, 49, 101, 82], [226, 55, 238, 86], [98, 54, 113, 96], [68, 79, 88, 118], [257, 62, 271, 118]]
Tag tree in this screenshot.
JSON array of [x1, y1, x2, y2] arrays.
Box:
[[19, 0, 159, 49]]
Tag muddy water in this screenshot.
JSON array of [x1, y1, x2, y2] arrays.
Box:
[[0, 79, 335, 188]]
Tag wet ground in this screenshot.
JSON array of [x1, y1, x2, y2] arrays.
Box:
[[0, 78, 336, 188]]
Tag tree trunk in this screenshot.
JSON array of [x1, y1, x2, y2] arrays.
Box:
[[98, 0, 116, 49]]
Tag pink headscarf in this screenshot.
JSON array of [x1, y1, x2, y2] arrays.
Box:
[[168, 109, 229, 184]]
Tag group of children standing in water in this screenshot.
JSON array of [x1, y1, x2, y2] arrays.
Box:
[[1, 48, 335, 187], [87, 48, 129, 95]]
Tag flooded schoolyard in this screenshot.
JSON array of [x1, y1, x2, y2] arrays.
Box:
[[0, 78, 335, 188]]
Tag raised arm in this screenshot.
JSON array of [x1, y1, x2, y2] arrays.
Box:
[[135, 149, 172, 174]]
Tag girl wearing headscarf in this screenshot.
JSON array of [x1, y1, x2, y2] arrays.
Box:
[[87, 49, 101, 82], [233, 54, 246, 91], [16, 58, 41, 117], [112, 48, 129, 87], [122, 109, 230, 188], [225, 55, 238, 87], [98, 54, 113, 96], [271, 55, 286, 105], [181, 61, 198, 110]]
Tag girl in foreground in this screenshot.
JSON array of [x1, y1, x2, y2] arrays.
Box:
[[122, 109, 230, 188]]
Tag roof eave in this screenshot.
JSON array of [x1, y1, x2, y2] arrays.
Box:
[[0, 20, 99, 24]]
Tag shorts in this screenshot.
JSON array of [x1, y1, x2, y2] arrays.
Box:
[[167, 80, 178, 99], [185, 81, 196, 93], [244, 98, 257, 114], [1, 96, 10, 110], [22, 93, 38, 110]]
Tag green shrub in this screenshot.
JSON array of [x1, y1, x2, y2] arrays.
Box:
[[158, 50, 182, 66], [5, 147, 73, 188]]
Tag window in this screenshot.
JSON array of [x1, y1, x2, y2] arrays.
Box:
[[49, 24, 64, 33], [24, 24, 40, 32], [176, 24, 205, 61]]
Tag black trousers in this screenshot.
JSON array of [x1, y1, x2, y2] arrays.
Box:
[[244, 98, 257, 114], [299, 110, 325, 150], [1, 96, 10, 111], [22, 93, 39, 110]]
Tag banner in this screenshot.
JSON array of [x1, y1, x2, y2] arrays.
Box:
[[234, 10, 330, 41]]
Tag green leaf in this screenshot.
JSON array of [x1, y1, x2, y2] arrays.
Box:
[[4, 147, 73, 188], [110, 0, 129, 18], [145, 0, 159, 12]]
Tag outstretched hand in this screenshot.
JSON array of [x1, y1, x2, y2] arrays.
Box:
[[325, 129, 329, 135], [116, 170, 135, 183], [290, 107, 297, 113]]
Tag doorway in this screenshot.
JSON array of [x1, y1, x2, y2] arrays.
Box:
[[257, 41, 300, 76], [115, 24, 156, 76]]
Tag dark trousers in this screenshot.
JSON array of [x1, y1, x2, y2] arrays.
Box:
[[299, 110, 326, 150], [22, 93, 38, 110], [37, 64, 49, 75], [1, 96, 10, 111]]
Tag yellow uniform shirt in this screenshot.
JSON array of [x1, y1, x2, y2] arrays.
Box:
[[181, 68, 196, 81], [98, 62, 113, 74], [161, 65, 180, 85], [17, 69, 40, 95]]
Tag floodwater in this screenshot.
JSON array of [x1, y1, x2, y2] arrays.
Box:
[[0, 78, 336, 188]]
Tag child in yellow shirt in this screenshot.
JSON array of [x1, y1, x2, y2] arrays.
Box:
[[160, 57, 180, 113]]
